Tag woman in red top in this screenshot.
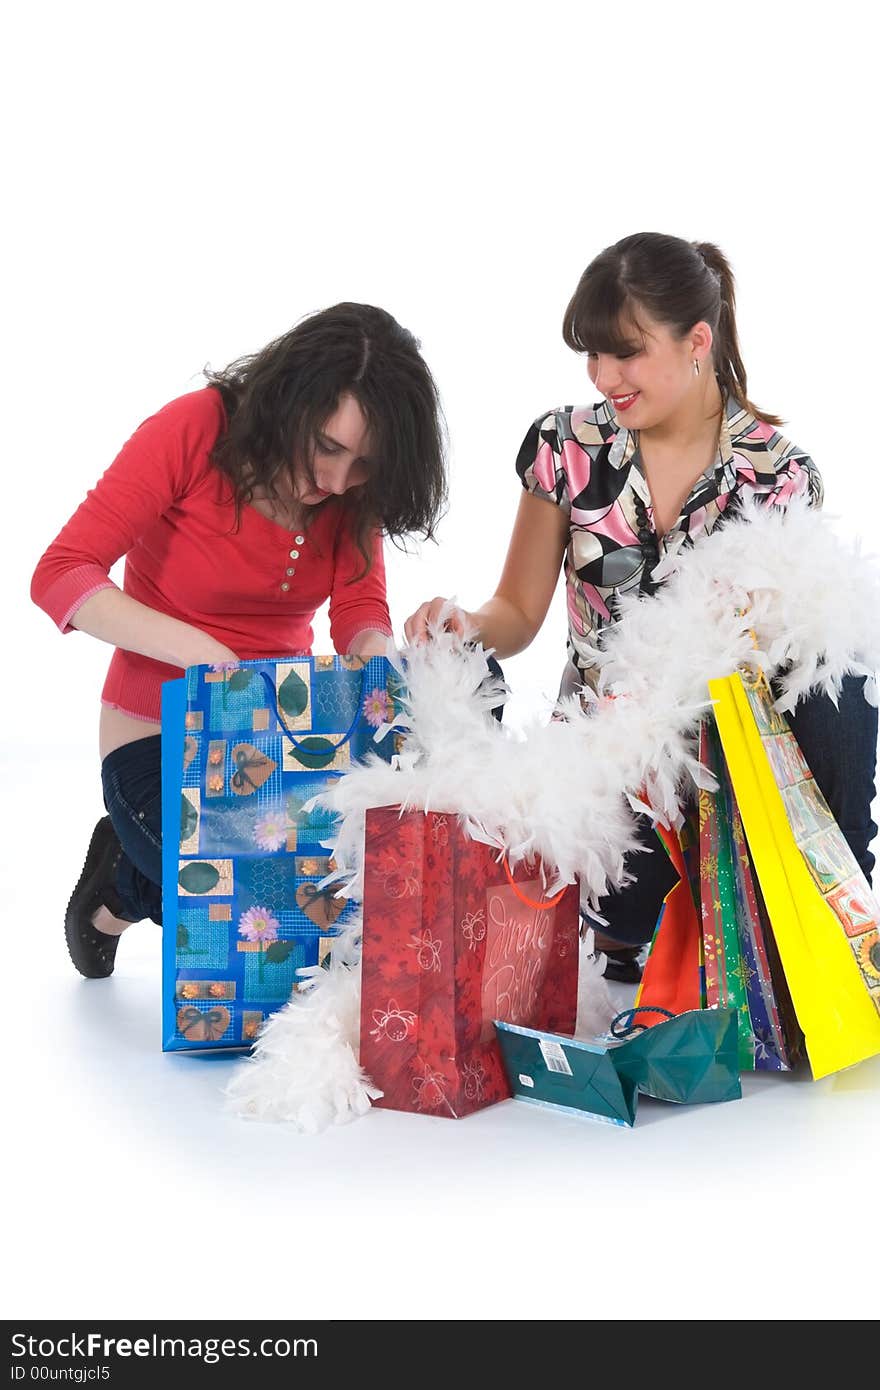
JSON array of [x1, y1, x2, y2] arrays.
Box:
[[32, 302, 447, 978]]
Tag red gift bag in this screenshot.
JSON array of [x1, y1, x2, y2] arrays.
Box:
[[635, 819, 703, 1022], [360, 806, 579, 1117]]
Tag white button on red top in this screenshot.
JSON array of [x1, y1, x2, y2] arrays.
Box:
[[280, 582, 290, 592], [294, 535, 305, 545], [289, 549, 299, 560]]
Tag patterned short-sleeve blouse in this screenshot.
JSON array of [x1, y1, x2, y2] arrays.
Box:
[[516, 392, 823, 696]]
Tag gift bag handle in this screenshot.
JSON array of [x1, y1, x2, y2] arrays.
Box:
[[610, 1005, 675, 1038], [259, 664, 372, 756], [501, 855, 568, 910]]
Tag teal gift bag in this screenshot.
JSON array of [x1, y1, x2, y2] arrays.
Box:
[[161, 654, 403, 1051], [495, 1008, 741, 1127]]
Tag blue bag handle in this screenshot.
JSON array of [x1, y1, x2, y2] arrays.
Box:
[[259, 663, 374, 759], [610, 1005, 676, 1039]]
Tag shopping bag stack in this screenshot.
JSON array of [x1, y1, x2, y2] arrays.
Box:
[[637, 668, 880, 1080], [161, 655, 402, 1051]]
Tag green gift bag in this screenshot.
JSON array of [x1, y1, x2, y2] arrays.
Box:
[[698, 719, 797, 1071], [495, 1008, 741, 1128]]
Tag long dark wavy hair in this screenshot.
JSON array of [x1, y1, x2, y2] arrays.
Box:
[[562, 232, 782, 427], [205, 303, 448, 574]]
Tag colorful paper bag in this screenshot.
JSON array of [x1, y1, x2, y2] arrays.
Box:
[[710, 669, 880, 1079], [699, 719, 795, 1071], [161, 655, 403, 1051], [360, 807, 579, 1117]]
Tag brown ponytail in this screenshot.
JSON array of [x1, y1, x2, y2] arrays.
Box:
[[691, 241, 782, 427], [563, 233, 783, 427]]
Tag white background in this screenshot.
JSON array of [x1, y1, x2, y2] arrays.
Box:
[[4, 0, 878, 1323]]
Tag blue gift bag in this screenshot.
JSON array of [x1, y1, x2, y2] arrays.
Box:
[[161, 655, 403, 1051]]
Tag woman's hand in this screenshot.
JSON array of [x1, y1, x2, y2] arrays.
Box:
[[195, 639, 240, 668], [404, 598, 472, 646], [407, 494, 569, 654], [345, 628, 393, 660]]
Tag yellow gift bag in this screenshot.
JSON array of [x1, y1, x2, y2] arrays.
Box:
[[709, 669, 880, 1079]]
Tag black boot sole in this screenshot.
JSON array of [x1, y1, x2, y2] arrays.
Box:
[[65, 817, 124, 979]]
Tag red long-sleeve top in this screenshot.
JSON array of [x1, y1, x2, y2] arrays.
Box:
[[30, 387, 393, 721]]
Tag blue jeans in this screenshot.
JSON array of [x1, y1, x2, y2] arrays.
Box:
[[101, 735, 163, 924], [597, 674, 878, 946]]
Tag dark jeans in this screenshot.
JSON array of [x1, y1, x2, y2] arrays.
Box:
[[597, 675, 879, 946], [101, 735, 163, 924]]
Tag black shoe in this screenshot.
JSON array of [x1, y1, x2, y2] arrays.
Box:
[[602, 949, 644, 985], [65, 817, 129, 979], [583, 919, 646, 985]]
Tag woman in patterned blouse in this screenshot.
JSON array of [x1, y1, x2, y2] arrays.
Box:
[[405, 232, 877, 976]]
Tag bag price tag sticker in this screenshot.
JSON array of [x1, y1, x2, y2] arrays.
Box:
[[539, 1038, 573, 1076], [518, 1073, 536, 1088]]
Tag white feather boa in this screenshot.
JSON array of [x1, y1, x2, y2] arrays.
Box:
[[224, 923, 381, 1131], [226, 497, 880, 1127]]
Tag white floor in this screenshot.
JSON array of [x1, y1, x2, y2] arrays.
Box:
[[6, 752, 879, 1322]]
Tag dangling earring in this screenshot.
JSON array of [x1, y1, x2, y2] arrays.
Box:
[[693, 358, 701, 377]]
